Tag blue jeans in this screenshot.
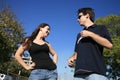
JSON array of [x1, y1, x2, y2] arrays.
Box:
[[74, 73, 108, 80], [29, 69, 58, 80]]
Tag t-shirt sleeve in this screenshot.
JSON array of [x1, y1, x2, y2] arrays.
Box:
[[74, 34, 79, 52], [101, 26, 112, 43]]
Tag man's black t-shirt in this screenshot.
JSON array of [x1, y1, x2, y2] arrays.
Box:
[[74, 24, 112, 77]]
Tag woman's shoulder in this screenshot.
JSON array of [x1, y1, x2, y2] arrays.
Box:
[[21, 36, 31, 50], [45, 41, 50, 45]]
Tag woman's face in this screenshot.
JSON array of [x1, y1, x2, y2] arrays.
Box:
[[40, 26, 50, 37]]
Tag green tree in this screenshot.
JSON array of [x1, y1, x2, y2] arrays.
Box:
[[0, 8, 30, 78], [95, 14, 120, 37], [0, 8, 25, 63], [95, 14, 120, 79], [104, 37, 120, 79], [0, 58, 30, 79]]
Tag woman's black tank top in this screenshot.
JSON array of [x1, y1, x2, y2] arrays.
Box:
[[28, 42, 56, 70]]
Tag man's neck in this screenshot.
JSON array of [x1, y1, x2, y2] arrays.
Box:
[[85, 21, 94, 29]]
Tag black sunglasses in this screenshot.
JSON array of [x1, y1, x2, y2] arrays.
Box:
[[78, 15, 83, 19]]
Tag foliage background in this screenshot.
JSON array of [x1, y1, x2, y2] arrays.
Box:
[[95, 14, 120, 79]]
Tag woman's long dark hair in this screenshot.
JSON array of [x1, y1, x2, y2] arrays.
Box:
[[21, 23, 50, 49]]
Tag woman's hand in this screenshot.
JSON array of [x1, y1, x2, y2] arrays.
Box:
[[25, 62, 35, 70]]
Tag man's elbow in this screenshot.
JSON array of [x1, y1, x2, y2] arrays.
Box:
[[107, 43, 113, 49]]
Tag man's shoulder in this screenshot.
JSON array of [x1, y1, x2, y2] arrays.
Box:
[[95, 24, 105, 27], [94, 24, 107, 29]]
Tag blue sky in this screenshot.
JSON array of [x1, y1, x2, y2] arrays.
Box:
[[1, 0, 120, 79]]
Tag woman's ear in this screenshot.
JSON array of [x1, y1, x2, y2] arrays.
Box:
[[39, 28, 42, 32]]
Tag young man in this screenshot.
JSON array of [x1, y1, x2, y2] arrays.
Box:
[[68, 7, 113, 80]]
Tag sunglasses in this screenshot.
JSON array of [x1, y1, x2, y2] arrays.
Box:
[[78, 15, 83, 19]]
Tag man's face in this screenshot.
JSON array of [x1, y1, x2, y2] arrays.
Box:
[[77, 13, 87, 26]]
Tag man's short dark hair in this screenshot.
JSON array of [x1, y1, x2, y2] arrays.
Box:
[[78, 7, 95, 22]]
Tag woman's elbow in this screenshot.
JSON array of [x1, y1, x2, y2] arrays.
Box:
[[14, 52, 20, 60], [14, 53, 18, 59]]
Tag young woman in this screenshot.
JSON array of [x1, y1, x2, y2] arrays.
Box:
[[15, 23, 58, 80]]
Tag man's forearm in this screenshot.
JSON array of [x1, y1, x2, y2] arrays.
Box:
[[90, 32, 113, 49]]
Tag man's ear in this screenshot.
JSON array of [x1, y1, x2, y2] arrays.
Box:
[[86, 13, 90, 18]]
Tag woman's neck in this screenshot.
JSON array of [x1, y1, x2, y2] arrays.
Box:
[[35, 31, 44, 40]]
